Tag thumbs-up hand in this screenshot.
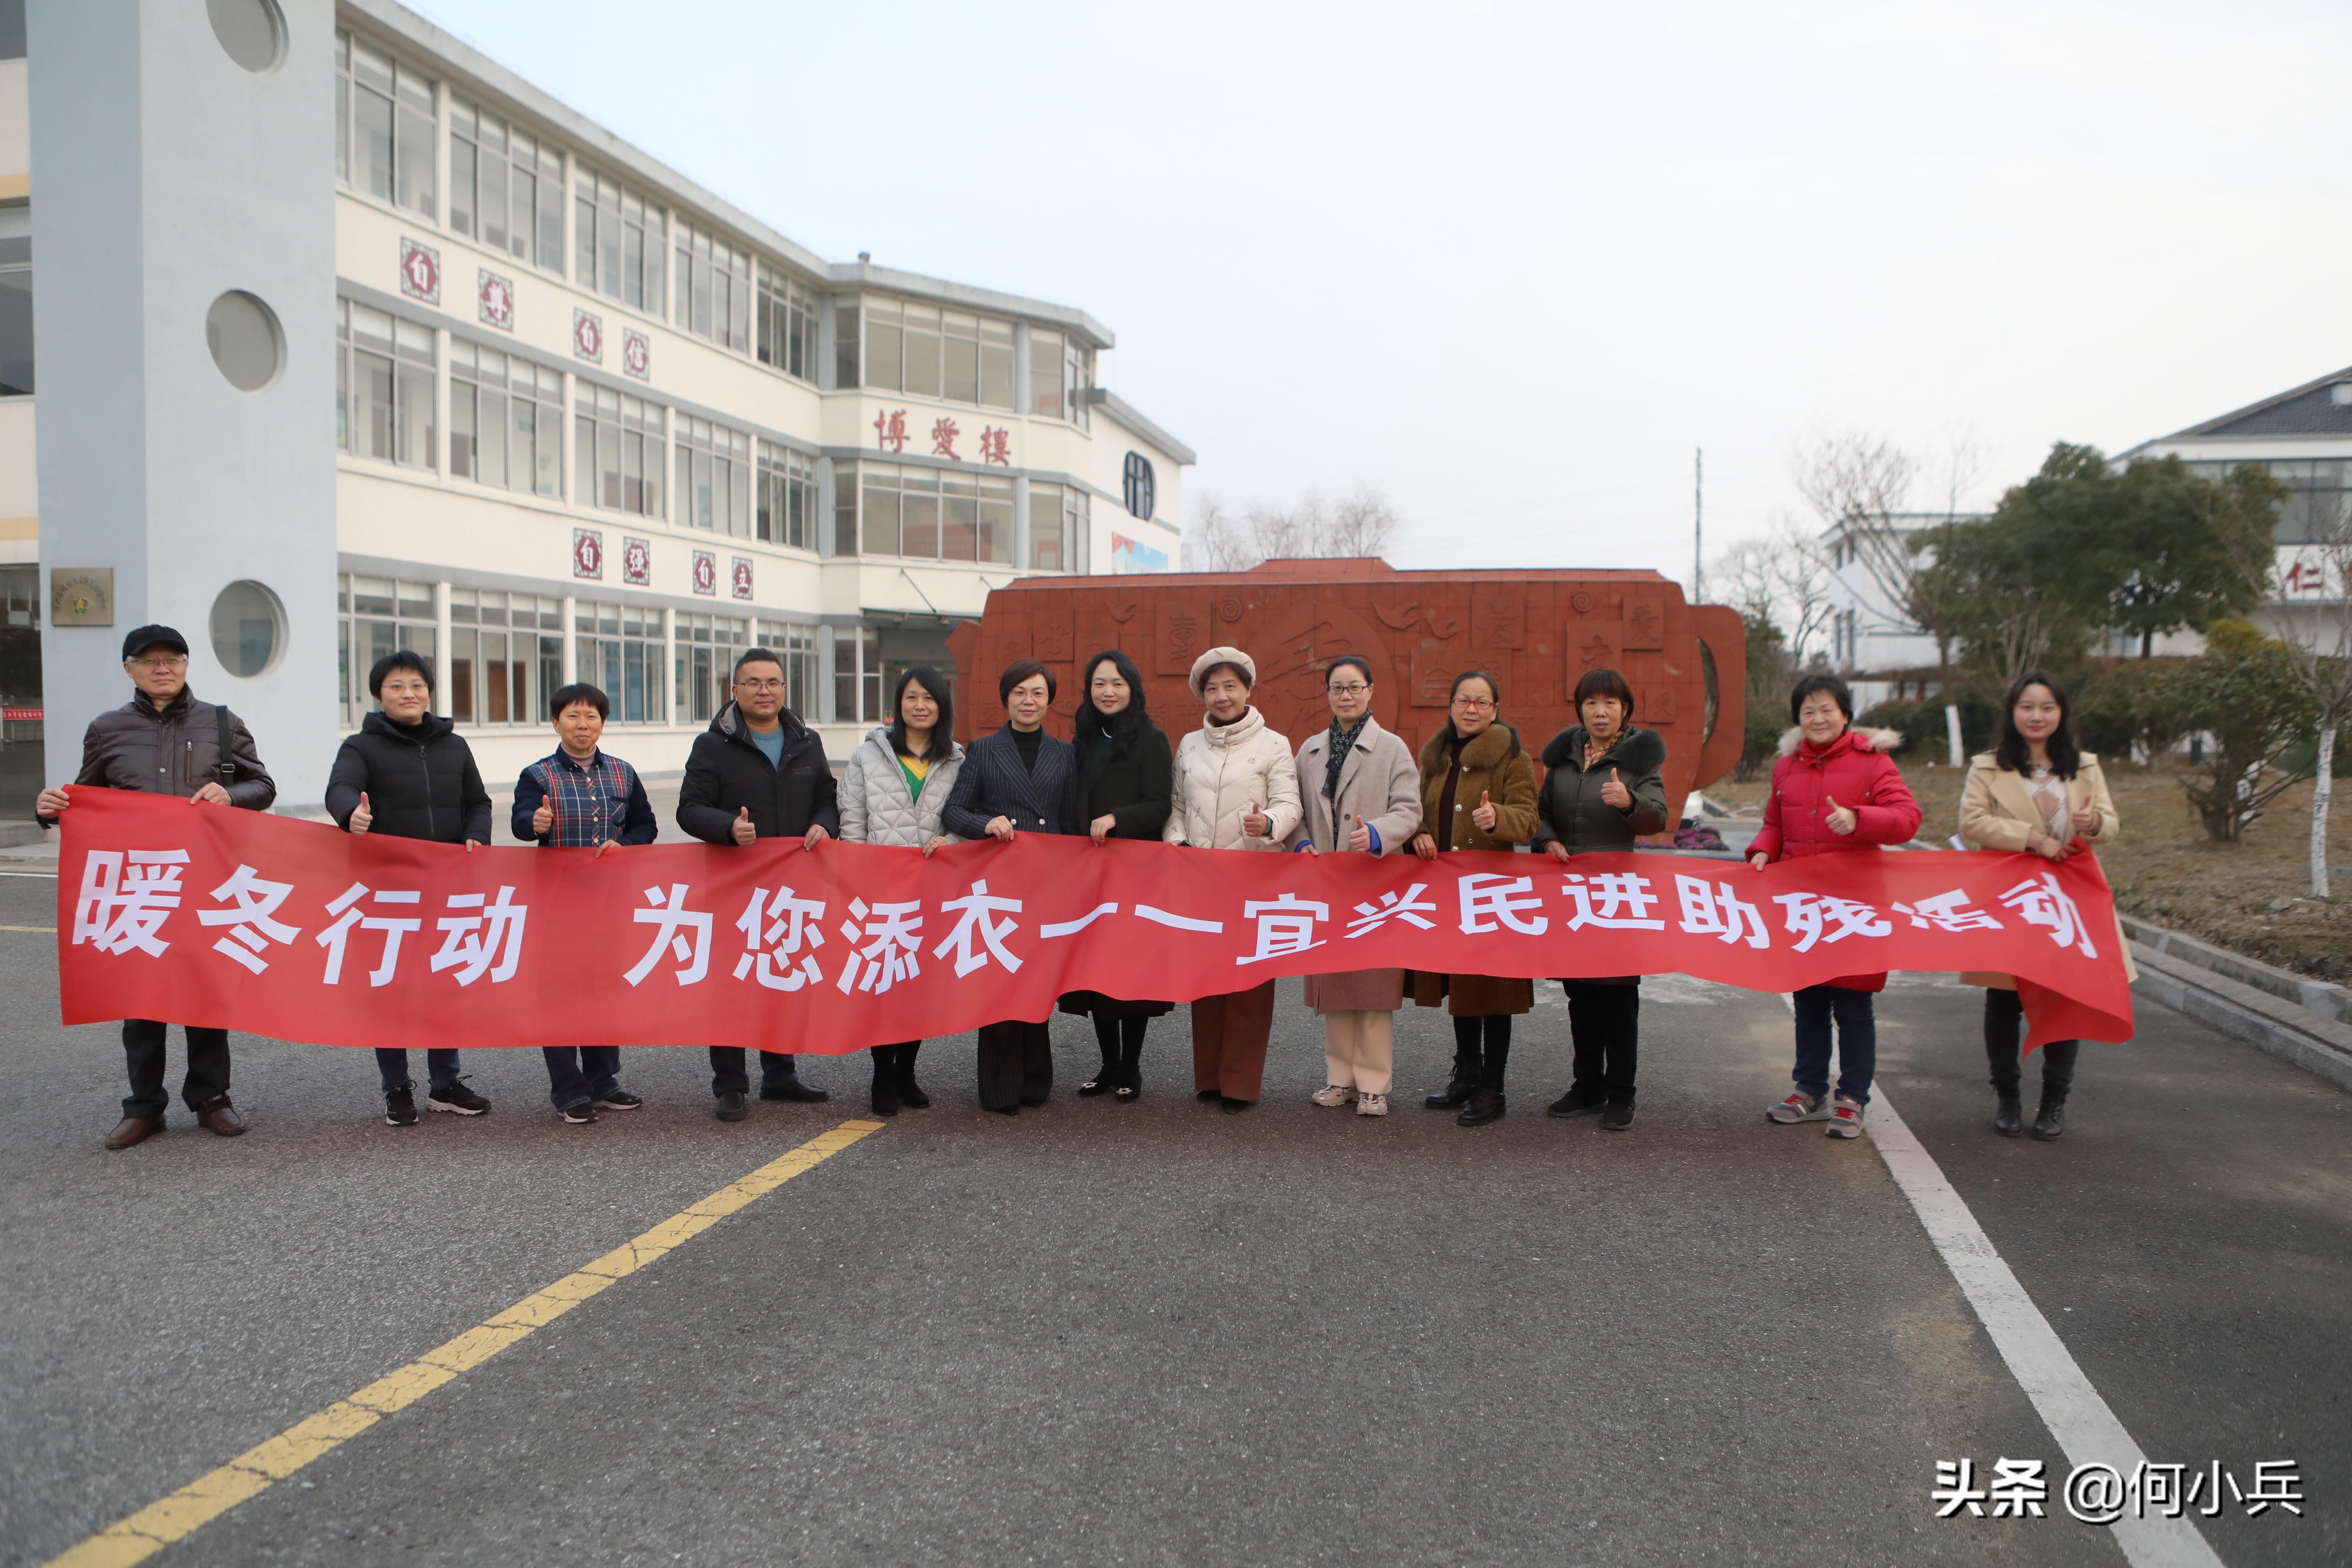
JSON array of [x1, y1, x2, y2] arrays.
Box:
[[1242, 802, 1270, 839], [349, 791, 373, 834], [1823, 795, 1857, 836], [1600, 766, 1632, 811], [532, 796, 555, 836], [731, 806, 757, 846], [1471, 789, 1498, 833]]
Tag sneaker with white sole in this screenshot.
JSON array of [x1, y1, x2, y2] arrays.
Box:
[[428, 1080, 491, 1115], [1826, 1096, 1866, 1139], [1356, 1092, 1388, 1117], [1310, 1083, 1357, 1108], [1766, 1091, 1830, 1124], [557, 1100, 598, 1125]]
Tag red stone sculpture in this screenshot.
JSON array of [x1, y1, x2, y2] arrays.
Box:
[[945, 558, 1747, 826]]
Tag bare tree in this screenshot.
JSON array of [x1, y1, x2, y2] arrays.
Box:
[[1182, 486, 1402, 572], [1790, 427, 1981, 681], [1322, 485, 1402, 558], [1708, 516, 1836, 663], [1182, 495, 1252, 573]]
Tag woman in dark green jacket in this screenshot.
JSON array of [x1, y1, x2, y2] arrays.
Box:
[[1533, 667, 1669, 1131], [1059, 650, 1176, 1101]]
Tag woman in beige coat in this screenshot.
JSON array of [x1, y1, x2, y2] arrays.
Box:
[[1959, 670, 2126, 1142], [1166, 646, 1301, 1112], [1288, 656, 1422, 1117]]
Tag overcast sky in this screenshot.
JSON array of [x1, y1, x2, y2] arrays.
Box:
[[410, 0, 2352, 586]]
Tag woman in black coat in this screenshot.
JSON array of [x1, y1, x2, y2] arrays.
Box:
[[1058, 650, 1175, 1102], [941, 659, 1078, 1114]]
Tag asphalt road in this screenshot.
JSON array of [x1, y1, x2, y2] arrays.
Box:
[[0, 868, 2343, 1567]]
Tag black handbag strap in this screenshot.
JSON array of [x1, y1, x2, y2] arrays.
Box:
[[214, 704, 238, 785]]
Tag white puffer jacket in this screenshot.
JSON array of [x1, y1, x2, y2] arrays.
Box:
[[1165, 706, 1301, 852], [839, 727, 965, 847]]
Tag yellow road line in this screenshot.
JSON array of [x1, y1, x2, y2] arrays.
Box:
[[0, 924, 55, 931], [45, 1119, 887, 1568]]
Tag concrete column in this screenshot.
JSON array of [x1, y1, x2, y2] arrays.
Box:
[[30, 0, 340, 808], [1012, 474, 1031, 574], [816, 624, 836, 724], [1012, 322, 1031, 420], [432, 580, 452, 716], [432, 326, 451, 479], [560, 594, 578, 684], [660, 605, 677, 727]]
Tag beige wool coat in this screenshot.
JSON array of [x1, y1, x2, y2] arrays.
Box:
[[1165, 705, 1302, 852], [1289, 715, 1423, 1013], [1957, 750, 2135, 985]]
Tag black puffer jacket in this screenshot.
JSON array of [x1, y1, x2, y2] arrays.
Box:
[[1532, 724, 1670, 854], [677, 703, 839, 844], [40, 687, 276, 820], [327, 711, 493, 845]]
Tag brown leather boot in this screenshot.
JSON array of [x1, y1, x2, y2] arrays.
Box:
[[106, 1114, 166, 1151], [194, 1096, 246, 1137]]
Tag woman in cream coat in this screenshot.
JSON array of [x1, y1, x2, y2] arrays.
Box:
[[1166, 646, 1301, 1112], [1288, 656, 1421, 1117], [1959, 670, 2127, 1142]]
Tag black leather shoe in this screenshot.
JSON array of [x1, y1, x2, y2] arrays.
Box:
[[1219, 1096, 1254, 1114], [715, 1090, 748, 1122], [1424, 1075, 1478, 1111], [896, 1074, 930, 1110], [194, 1095, 246, 1137], [106, 1114, 165, 1151], [1600, 1101, 1634, 1132], [1196, 1089, 1222, 1103], [1547, 1088, 1606, 1119], [760, 1076, 830, 1103], [2031, 1098, 2067, 1141], [1992, 1091, 2023, 1137], [1457, 1090, 1506, 1127], [870, 1077, 900, 1117]]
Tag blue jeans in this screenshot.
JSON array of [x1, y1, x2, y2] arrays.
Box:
[[376, 1048, 461, 1092], [1791, 985, 1876, 1106], [543, 1046, 621, 1111]]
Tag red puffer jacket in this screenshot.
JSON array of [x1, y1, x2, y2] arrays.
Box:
[[1751, 727, 1921, 861], [1751, 727, 1922, 993]]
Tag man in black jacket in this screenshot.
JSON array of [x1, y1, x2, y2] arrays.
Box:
[[326, 650, 495, 1127], [678, 647, 838, 1119], [37, 624, 275, 1150]]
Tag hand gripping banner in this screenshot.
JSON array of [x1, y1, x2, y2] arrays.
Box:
[[56, 788, 2133, 1054]]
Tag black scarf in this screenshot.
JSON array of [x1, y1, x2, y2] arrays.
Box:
[[1323, 715, 1369, 802]]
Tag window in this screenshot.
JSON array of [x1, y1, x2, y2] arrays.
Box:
[[848, 462, 1014, 565], [674, 222, 752, 353], [861, 297, 1015, 409], [1, 0, 23, 61], [575, 384, 664, 517], [676, 416, 751, 537], [756, 620, 819, 717], [757, 441, 816, 550], [337, 299, 435, 468], [450, 340, 562, 498], [574, 169, 665, 310], [2185, 458, 2352, 547], [756, 263, 817, 381], [834, 461, 862, 554], [1029, 481, 1064, 571], [339, 575, 439, 730], [575, 601, 666, 723], [1027, 328, 1094, 426], [336, 30, 435, 218], [450, 589, 563, 726], [674, 612, 749, 724], [450, 98, 563, 270], [834, 625, 882, 725], [834, 295, 860, 389], [0, 203, 28, 396]]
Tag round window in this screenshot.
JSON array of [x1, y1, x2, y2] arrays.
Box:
[[1122, 451, 1156, 522], [206, 0, 287, 73], [210, 580, 286, 679], [205, 291, 285, 392]]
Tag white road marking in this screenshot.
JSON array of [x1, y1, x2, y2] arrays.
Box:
[[1768, 990, 2223, 1567]]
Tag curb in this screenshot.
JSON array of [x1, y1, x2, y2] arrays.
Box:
[[2118, 912, 2350, 1026], [2130, 942, 2352, 1095]]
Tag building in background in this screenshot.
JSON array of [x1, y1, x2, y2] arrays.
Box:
[[0, 0, 1190, 818], [1816, 512, 1987, 713]]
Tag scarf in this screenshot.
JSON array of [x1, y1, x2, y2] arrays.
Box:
[[1323, 715, 1369, 802]]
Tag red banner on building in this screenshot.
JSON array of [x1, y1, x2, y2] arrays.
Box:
[[55, 788, 2131, 1053]]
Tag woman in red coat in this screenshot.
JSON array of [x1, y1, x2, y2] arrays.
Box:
[[1748, 674, 1921, 1140]]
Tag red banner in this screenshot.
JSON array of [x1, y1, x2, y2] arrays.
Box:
[[55, 788, 2132, 1053]]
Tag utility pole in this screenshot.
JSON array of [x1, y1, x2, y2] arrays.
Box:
[[1693, 447, 1703, 602]]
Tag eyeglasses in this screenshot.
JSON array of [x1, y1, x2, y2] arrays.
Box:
[[128, 656, 188, 672], [1451, 695, 1496, 710], [735, 678, 787, 693], [1326, 683, 1370, 697]]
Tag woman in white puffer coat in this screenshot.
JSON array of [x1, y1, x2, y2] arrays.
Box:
[[1165, 646, 1300, 1113], [839, 666, 964, 1115]]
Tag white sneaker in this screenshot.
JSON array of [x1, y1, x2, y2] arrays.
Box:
[[1311, 1083, 1357, 1108], [1356, 1092, 1389, 1117]]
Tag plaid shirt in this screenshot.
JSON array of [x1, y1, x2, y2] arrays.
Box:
[[520, 749, 646, 848]]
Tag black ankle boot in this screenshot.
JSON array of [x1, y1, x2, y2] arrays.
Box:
[[2032, 1094, 2067, 1141], [1992, 1086, 2022, 1137], [870, 1070, 900, 1117], [1457, 1089, 1506, 1126], [1426, 1050, 1480, 1110]]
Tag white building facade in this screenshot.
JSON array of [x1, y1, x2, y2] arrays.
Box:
[[0, 0, 1191, 817]]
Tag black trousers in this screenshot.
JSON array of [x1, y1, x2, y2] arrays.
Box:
[[707, 1048, 802, 1097], [1452, 1014, 1513, 1090], [976, 1021, 1052, 1111], [869, 1041, 921, 1081], [1562, 981, 1641, 1104], [1983, 990, 2079, 1098], [1091, 1013, 1149, 1070], [122, 1019, 230, 1118]]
